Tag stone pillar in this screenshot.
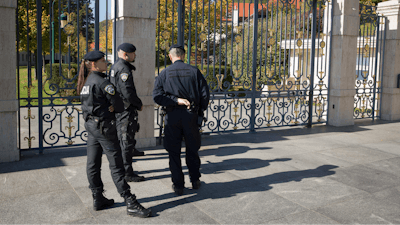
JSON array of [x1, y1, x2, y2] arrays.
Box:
[[328, 0, 359, 126], [377, 1, 400, 121], [112, 0, 157, 148], [0, 0, 19, 162]]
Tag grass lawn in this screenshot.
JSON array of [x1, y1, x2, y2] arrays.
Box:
[[17, 66, 76, 107]]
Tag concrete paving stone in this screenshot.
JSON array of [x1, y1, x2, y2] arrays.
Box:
[[360, 141, 400, 156], [316, 192, 400, 224], [282, 151, 356, 171], [68, 216, 99, 224], [0, 167, 71, 200], [226, 158, 302, 186], [266, 210, 339, 224], [189, 186, 307, 224], [286, 136, 348, 152], [317, 132, 381, 146], [59, 158, 115, 189], [354, 129, 400, 142], [327, 164, 400, 194], [93, 200, 218, 224], [364, 157, 400, 177], [0, 189, 91, 224], [0, 147, 88, 173], [371, 186, 400, 207], [317, 145, 397, 165], [269, 176, 366, 209], [198, 169, 263, 193]]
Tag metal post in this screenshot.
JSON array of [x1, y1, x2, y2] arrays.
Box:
[[250, 0, 259, 133], [114, 0, 117, 62], [37, 0, 44, 153], [177, 0, 183, 45], [372, 16, 381, 121], [51, 1, 55, 64], [307, 0, 317, 128], [95, 0, 100, 50]]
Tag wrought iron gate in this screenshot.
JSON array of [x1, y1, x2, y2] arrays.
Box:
[[17, 0, 115, 151], [156, 0, 333, 135], [354, 3, 386, 120]]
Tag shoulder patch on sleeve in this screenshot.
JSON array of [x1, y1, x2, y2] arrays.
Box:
[[104, 84, 115, 95], [120, 73, 129, 82]]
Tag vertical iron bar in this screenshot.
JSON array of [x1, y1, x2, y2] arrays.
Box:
[[77, 0, 80, 65], [114, 0, 117, 62], [379, 17, 386, 119], [37, 0, 43, 153], [327, 0, 334, 124], [188, 0, 192, 63], [307, 0, 317, 127], [106, 0, 108, 62], [372, 16, 380, 120], [95, 0, 100, 50], [16, 3, 21, 149], [177, 0, 183, 45], [250, 0, 258, 132], [86, 2, 89, 53]]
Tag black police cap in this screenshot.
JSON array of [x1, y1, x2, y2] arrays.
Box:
[[169, 44, 185, 53], [83, 50, 105, 62], [117, 43, 136, 53]]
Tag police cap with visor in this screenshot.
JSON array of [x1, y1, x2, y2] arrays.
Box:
[[117, 43, 136, 53], [83, 50, 105, 62], [169, 44, 185, 53]]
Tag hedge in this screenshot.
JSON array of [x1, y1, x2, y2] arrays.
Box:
[[44, 63, 78, 97]]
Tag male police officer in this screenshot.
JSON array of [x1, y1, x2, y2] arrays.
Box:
[[109, 43, 145, 183], [153, 44, 210, 195]]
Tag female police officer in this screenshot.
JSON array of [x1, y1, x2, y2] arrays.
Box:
[[77, 50, 151, 217]]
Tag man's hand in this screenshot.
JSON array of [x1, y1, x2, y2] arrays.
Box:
[[139, 105, 143, 111], [108, 105, 115, 112], [177, 98, 191, 109]]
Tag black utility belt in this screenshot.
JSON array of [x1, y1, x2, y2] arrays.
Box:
[[165, 105, 187, 112]]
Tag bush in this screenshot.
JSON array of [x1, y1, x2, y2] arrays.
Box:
[[44, 63, 78, 97], [199, 65, 233, 91]]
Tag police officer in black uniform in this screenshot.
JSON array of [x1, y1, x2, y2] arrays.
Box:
[[77, 50, 151, 217], [109, 43, 145, 183], [153, 44, 210, 195]]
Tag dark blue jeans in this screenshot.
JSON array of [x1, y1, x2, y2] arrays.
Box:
[[164, 108, 201, 188], [85, 119, 130, 196]]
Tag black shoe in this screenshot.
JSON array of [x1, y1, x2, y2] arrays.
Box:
[[125, 195, 151, 218], [132, 149, 145, 156], [192, 180, 201, 189], [172, 185, 184, 196], [92, 191, 114, 211], [125, 173, 145, 182]]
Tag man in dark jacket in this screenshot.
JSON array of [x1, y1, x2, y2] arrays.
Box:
[[109, 43, 145, 182], [153, 44, 210, 195]]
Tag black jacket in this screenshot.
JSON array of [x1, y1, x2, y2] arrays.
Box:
[[80, 71, 124, 121], [153, 60, 210, 112], [109, 58, 143, 110]]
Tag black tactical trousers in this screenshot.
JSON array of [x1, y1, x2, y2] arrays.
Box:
[[115, 110, 139, 176], [164, 108, 201, 188], [85, 119, 130, 196]]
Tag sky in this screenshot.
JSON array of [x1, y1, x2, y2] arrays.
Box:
[[89, 0, 111, 22]]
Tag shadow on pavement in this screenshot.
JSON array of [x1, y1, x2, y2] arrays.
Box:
[[140, 164, 339, 217]]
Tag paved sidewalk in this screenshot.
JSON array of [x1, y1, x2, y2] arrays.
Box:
[[1, 120, 400, 224]]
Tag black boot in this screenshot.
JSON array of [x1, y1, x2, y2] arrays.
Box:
[[92, 191, 114, 211], [132, 148, 145, 156], [125, 173, 145, 182], [125, 195, 151, 218]]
